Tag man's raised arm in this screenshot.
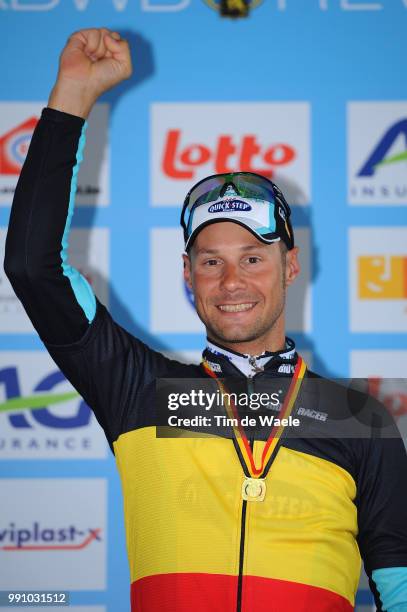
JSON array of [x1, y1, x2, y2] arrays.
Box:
[[2, 30, 156, 447], [4, 28, 131, 345]]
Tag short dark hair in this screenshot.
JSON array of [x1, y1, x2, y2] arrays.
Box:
[[279, 240, 288, 262]]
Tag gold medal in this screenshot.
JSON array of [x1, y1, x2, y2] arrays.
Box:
[[242, 477, 266, 502]]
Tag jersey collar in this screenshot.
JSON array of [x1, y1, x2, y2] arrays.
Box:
[[202, 337, 297, 378]]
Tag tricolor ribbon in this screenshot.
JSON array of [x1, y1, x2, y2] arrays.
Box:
[[202, 355, 307, 478]]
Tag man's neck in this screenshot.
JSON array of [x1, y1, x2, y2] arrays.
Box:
[[205, 337, 296, 378], [206, 317, 286, 356], [206, 331, 286, 357], [207, 338, 286, 358]]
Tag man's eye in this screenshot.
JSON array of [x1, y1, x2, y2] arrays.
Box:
[[205, 259, 219, 266], [246, 256, 261, 264]]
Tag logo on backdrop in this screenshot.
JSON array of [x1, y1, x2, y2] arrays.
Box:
[[357, 120, 407, 177], [358, 255, 407, 299], [366, 377, 407, 421], [203, 0, 261, 17], [348, 102, 407, 204], [162, 130, 295, 180], [1, 0, 404, 13], [0, 353, 107, 459], [151, 103, 310, 206], [0, 117, 38, 176], [350, 351, 407, 449], [0, 103, 110, 206], [0, 479, 106, 591], [350, 228, 407, 332], [0, 522, 102, 551]]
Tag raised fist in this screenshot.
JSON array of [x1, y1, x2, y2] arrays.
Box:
[[49, 28, 132, 118]]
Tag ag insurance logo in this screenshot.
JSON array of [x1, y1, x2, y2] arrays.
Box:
[[0, 102, 110, 205], [151, 103, 311, 206], [0, 479, 106, 590], [349, 228, 407, 332], [0, 352, 107, 459], [348, 102, 407, 204]]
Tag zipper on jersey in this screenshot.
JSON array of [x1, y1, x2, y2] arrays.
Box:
[[236, 499, 247, 612], [236, 377, 255, 612], [236, 437, 253, 612], [200, 358, 306, 612]]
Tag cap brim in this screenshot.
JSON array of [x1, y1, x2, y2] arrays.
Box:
[[185, 218, 281, 252]]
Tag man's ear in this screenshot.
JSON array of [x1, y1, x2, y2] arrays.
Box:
[[183, 252, 193, 290], [285, 246, 301, 286]]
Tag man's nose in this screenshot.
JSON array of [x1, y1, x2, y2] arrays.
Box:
[[220, 262, 246, 293]]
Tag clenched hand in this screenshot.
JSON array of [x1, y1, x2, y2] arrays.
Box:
[[48, 27, 133, 119]]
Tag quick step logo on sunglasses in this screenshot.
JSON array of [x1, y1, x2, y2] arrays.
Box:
[[151, 103, 310, 206]]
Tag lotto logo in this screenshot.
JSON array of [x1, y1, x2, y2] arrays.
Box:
[[162, 129, 296, 180], [0, 117, 38, 175], [151, 103, 310, 206], [358, 256, 407, 299]]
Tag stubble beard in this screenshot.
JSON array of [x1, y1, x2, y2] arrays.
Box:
[[196, 273, 287, 348]]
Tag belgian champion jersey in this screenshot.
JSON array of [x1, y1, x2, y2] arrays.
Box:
[[4, 107, 407, 612]]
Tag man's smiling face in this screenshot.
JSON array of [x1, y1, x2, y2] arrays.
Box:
[[183, 221, 300, 354]]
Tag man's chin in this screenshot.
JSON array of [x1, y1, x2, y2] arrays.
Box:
[[197, 309, 264, 345], [206, 324, 262, 346]]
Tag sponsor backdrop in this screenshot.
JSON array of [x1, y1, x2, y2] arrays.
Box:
[[0, 1, 406, 610]]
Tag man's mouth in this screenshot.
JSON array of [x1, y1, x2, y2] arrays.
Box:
[[217, 302, 257, 313]]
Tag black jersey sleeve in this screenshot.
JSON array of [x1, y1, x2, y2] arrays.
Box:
[[4, 107, 93, 345], [355, 398, 407, 610], [3, 107, 174, 448], [42, 298, 175, 449]]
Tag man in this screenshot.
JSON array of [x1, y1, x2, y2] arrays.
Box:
[[4, 27, 407, 612]]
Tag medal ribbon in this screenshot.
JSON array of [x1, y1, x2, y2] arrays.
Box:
[[202, 355, 307, 478]]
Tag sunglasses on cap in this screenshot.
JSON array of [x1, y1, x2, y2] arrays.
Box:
[[180, 172, 294, 252]]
